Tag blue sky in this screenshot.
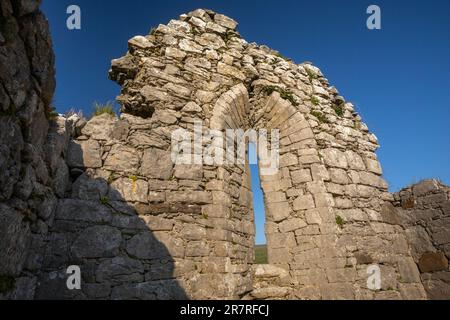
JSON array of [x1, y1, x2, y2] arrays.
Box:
[[42, 0, 450, 244]]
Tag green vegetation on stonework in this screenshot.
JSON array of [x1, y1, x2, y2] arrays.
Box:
[[45, 105, 59, 120], [274, 52, 292, 62], [92, 101, 116, 117], [129, 175, 138, 183], [100, 196, 110, 205], [0, 275, 15, 294], [255, 245, 268, 264], [262, 86, 299, 106], [222, 30, 237, 42], [305, 67, 318, 81], [107, 172, 116, 185], [311, 111, 328, 124], [335, 215, 345, 228], [0, 16, 18, 44], [271, 57, 282, 65], [332, 103, 345, 117], [310, 95, 320, 106], [64, 108, 84, 119]]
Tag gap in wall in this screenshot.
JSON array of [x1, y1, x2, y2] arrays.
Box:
[[249, 143, 268, 264]]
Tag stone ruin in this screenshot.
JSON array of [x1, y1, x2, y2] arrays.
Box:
[[0, 3, 449, 300]]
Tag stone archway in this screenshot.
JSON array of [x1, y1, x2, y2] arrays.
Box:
[[2, 7, 430, 300], [104, 9, 427, 300]]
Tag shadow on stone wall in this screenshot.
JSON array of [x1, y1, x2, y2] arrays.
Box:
[[34, 141, 188, 300]]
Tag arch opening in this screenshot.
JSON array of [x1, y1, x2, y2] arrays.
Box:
[[249, 143, 268, 264]]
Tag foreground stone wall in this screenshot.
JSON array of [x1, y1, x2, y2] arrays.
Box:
[[0, 0, 61, 299], [393, 180, 450, 299]]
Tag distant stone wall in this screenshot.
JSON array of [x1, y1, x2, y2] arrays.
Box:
[[393, 180, 450, 299]]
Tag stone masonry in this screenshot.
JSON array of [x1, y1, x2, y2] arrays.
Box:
[[0, 4, 449, 300], [0, 0, 59, 299], [393, 180, 450, 299]]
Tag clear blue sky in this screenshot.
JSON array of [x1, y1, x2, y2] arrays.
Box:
[[42, 0, 450, 244]]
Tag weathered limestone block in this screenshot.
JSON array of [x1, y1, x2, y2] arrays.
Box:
[[166, 191, 212, 204], [250, 286, 291, 299], [71, 226, 122, 258], [265, 191, 287, 203], [84, 283, 112, 299], [214, 13, 238, 29], [418, 252, 448, 273], [141, 216, 175, 231], [412, 179, 440, 197], [268, 233, 296, 249], [320, 148, 348, 169], [81, 114, 116, 140], [266, 201, 291, 222], [55, 199, 112, 223], [186, 241, 210, 257], [217, 62, 245, 81], [421, 278, 450, 300], [110, 177, 148, 203], [345, 151, 366, 171], [291, 169, 312, 184], [67, 139, 102, 168], [397, 257, 422, 283], [0, 204, 30, 275], [72, 173, 108, 200], [174, 164, 203, 180], [293, 194, 315, 211], [111, 280, 187, 300], [329, 168, 349, 184], [313, 193, 335, 208], [140, 148, 173, 179], [96, 257, 144, 285], [126, 231, 184, 259], [128, 35, 154, 50], [311, 164, 330, 182], [364, 157, 382, 175], [104, 144, 140, 174]]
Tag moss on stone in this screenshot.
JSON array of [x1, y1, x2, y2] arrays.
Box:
[[305, 67, 318, 81], [100, 196, 110, 205], [0, 16, 18, 44], [335, 215, 345, 228], [107, 172, 116, 185], [333, 103, 345, 117], [274, 52, 292, 62], [262, 86, 299, 106], [45, 105, 59, 120], [0, 275, 15, 294], [311, 111, 328, 124], [310, 96, 320, 106]]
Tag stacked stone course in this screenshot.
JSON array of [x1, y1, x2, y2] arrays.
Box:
[[1, 4, 449, 300], [393, 180, 450, 299]]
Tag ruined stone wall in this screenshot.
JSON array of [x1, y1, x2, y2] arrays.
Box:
[[0, 0, 62, 298], [393, 180, 450, 299], [1, 4, 442, 300], [99, 8, 426, 299]]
